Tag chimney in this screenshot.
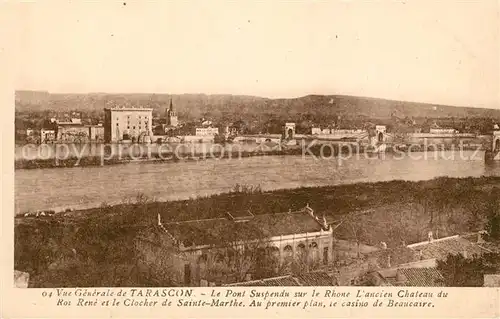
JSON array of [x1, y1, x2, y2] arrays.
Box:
[[307, 207, 314, 217], [428, 231, 434, 243], [477, 231, 485, 244], [322, 215, 328, 230]]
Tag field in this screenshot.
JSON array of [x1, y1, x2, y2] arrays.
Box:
[[14, 176, 500, 287]]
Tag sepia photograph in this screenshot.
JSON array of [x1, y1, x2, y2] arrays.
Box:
[[7, 0, 500, 311]]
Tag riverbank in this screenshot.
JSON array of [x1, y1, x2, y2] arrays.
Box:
[[15, 176, 500, 287], [14, 142, 488, 170], [14, 148, 301, 169]]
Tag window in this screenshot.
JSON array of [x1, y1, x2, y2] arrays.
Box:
[[127, 126, 130, 129], [283, 245, 293, 258], [133, 126, 136, 129], [116, 123, 119, 126]]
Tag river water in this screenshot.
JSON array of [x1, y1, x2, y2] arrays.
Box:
[[14, 150, 500, 214]]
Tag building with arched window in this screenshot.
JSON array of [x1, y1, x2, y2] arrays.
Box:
[[135, 205, 335, 286]]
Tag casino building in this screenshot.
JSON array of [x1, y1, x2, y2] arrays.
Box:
[[135, 205, 335, 286]]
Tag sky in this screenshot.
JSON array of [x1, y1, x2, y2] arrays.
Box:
[[8, 1, 500, 108]]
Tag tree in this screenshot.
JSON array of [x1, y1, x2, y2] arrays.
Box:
[[485, 213, 500, 242], [200, 223, 280, 283], [484, 189, 500, 242]]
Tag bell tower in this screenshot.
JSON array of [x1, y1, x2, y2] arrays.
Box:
[[166, 98, 178, 127]]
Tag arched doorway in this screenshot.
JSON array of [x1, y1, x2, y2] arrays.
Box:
[[283, 245, 293, 260], [287, 128, 294, 139], [283, 245, 293, 273], [267, 246, 280, 261], [297, 243, 307, 263], [495, 138, 500, 151], [309, 242, 319, 264], [378, 132, 384, 143]]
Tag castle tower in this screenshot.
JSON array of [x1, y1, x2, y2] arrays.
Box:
[[166, 98, 178, 127], [485, 125, 500, 162], [284, 122, 296, 139]]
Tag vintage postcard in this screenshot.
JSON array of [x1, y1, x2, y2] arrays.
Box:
[[2, 0, 500, 318]]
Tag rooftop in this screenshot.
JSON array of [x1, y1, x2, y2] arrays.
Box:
[[365, 246, 420, 268], [375, 267, 444, 287], [161, 208, 328, 247], [106, 107, 153, 111], [407, 235, 490, 260], [397, 268, 444, 287], [57, 123, 86, 127]]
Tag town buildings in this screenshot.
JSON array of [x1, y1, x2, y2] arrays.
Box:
[[429, 128, 459, 134], [40, 128, 56, 143], [195, 127, 219, 136], [55, 123, 104, 143], [352, 232, 492, 287], [104, 107, 153, 143], [135, 205, 334, 286]]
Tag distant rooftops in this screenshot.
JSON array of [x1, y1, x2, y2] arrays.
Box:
[[105, 107, 153, 111], [56, 118, 82, 125]]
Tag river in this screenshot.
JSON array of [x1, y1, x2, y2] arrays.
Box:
[[14, 150, 500, 214]]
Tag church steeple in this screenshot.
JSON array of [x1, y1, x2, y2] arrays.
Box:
[[165, 97, 178, 127]]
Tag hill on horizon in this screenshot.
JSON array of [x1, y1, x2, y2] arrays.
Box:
[[15, 90, 500, 122]]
